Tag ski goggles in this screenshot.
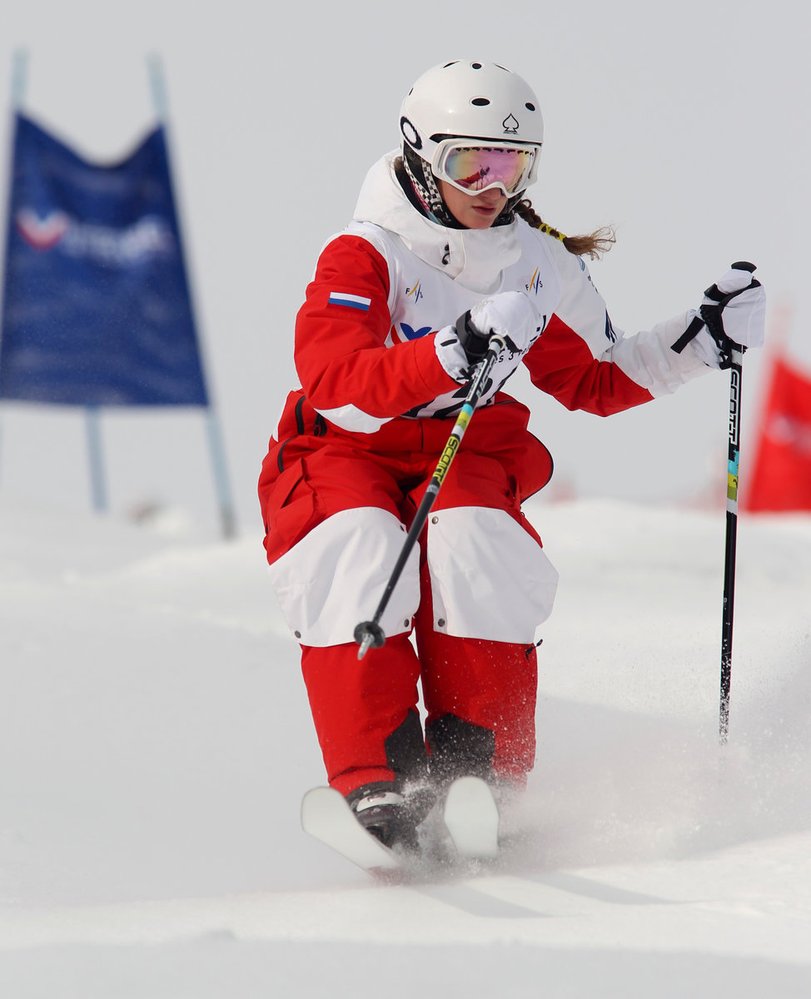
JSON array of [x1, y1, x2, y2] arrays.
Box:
[[432, 139, 539, 197]]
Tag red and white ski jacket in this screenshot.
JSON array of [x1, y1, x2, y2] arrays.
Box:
[[264, 151, 710, 505]]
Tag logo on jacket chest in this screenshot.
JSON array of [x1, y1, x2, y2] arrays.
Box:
[[396, 277, 434, 341], [526, 267, 543, 295], [397, 321, 434, 341], [405, 279, 424, 304]]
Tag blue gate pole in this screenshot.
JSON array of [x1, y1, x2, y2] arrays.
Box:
[[85, 405, 108, 513], [4, 50, 110, 514], [0, 51, 30, 488], [205, 409, 236, 538], [147, 53, 237, 539]]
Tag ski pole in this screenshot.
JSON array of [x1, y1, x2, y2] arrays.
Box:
[[354, 334, 506, 660], [718, 262, 758, 744], [719, 340, 743, 744], [671, 261, 758, 743]]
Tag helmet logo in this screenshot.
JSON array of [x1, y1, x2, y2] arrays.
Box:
[[502, 114, 519, 135], [400, 116, 422, 150]]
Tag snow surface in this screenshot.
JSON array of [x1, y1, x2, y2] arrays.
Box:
[[1, 496, 810, 997]]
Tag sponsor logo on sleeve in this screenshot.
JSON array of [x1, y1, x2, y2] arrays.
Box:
[[604, 312, 618, 343]]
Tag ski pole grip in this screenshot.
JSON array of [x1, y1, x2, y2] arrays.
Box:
[[488, 333, 507, 354]]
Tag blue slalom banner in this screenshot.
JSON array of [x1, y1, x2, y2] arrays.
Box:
[[0, 113, 208, 406]]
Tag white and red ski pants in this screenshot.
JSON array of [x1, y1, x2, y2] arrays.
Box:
[[259, 397, 558, 797]]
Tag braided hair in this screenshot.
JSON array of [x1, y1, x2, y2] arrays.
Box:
[[395, 154, 615, 258], [513, 200, 616, 260]]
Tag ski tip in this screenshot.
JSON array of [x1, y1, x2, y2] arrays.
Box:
[[443, 776, 501, 861], [300, 785, 401, 872], [300, 785, 337, 828]]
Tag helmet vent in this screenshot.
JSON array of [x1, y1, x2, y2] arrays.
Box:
[[471, 62, 482, 69], [471, 98, 490, 107], [525, 102, 536, 111]]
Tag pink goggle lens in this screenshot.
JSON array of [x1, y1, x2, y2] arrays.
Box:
[[442, 145, 535, 195]]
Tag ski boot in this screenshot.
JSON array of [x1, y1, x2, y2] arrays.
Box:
[[347, 781, 433, 853]]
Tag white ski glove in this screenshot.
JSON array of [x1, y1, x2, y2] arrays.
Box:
[[435, 291, 545, 383], [673, 262, 766, 369]]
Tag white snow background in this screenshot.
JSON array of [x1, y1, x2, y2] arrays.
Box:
[[1, 495, 810, 997]]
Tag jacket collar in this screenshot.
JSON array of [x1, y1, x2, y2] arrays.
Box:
[[352, 151, 522, 295]]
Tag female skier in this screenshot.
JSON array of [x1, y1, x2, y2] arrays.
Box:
[[258, 59, 766, 851]]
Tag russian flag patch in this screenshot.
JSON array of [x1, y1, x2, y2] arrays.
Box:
[[328, 291, 372, 311]]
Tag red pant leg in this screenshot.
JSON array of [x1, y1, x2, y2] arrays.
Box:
[[414, 565, 538, 787], [300, 636, 428, 797], [408, 447, 542, 786], [265, 445, 431, 797]]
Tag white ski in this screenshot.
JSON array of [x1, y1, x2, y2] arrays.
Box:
[[301, 786, 400, 872], [301, 776, 501, 875], [442, 775, 500, 860]]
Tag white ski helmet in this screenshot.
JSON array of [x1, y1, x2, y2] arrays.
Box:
[[399, 59, 544, 168]]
